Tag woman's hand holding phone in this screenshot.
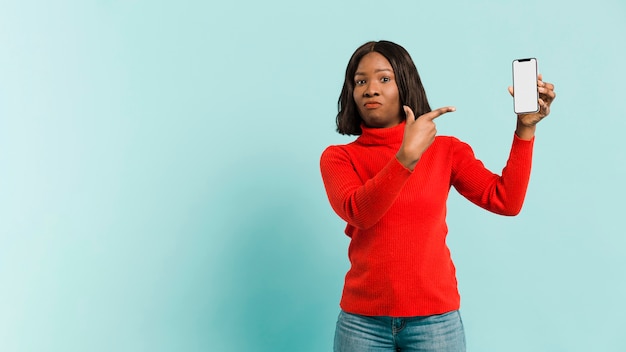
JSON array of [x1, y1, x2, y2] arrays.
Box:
[[509, 73, 556, 140]]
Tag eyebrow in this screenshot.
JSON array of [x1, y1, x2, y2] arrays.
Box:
[[355, 68, 393, 76]]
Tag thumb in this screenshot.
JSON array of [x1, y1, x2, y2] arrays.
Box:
[[403, 105, 416, 122], [508, 86, 514, 97]]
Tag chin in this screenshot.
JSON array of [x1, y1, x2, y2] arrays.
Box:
[[363, 115, 400, 128]]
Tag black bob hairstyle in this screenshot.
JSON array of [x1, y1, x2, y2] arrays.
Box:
[[336, 40, 432, 135]]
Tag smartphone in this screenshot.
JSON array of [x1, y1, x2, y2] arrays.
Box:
[[512, 58, 539, 114]]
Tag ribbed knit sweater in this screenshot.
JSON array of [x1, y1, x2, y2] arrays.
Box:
[[320, 121, 534, 317]]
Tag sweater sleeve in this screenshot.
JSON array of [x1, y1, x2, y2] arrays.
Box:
[[320, 146, 413, 230], [451, 134, 534, 216]]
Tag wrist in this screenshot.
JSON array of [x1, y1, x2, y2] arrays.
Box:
[[396, 149, 418, 171], [515, 119, 536, 140]]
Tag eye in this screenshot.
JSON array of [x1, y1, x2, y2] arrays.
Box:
[[355, 79, 366, 86], [381, 76, 391, 83]]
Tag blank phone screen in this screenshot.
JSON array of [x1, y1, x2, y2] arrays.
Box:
[[512, 58, 539, 114]]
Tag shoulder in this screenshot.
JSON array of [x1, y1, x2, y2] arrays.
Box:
[[432, 135, 472, 150], [432, 136, 477, 159], [320, 142, 358, 168], [320, 139, 360, 158], [321, 143, 347, 158], [434, 135, 465, 145]]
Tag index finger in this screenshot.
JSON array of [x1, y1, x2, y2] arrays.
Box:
[[421, 106, 456, 120], [537, 74, 555, 89], [542, 81, 555, 91]]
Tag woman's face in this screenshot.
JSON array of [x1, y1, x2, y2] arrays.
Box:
[[353, 52, 402, 128]]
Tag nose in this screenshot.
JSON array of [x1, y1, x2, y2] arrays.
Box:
[[364, 81, 380, 97]]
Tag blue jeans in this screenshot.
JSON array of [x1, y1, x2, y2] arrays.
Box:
[[334, 310, 466, 352]]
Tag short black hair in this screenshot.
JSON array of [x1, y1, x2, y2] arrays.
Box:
[[336, 40, 432, 135]]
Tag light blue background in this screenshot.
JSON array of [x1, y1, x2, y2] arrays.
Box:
[[1, 0, 625, 351]]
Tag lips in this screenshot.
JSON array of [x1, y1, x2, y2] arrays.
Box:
[[364, 102, 382, 109]]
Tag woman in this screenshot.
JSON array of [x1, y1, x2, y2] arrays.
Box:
[[320, 41, 555, 351]]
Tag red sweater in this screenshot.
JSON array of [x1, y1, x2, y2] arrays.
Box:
[[320, 121, 534, 317]]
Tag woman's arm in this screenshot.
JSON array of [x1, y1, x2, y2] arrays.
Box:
[[320, 106, 457, 229], [453, 75, 555, 215], [451, 136, 534, 216], [320, 147, 412, 230]]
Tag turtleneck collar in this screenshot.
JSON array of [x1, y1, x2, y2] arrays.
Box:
[[356, 121, 405, 146]]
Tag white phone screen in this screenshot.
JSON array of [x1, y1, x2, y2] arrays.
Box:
[[512, 58, 539, 114]]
